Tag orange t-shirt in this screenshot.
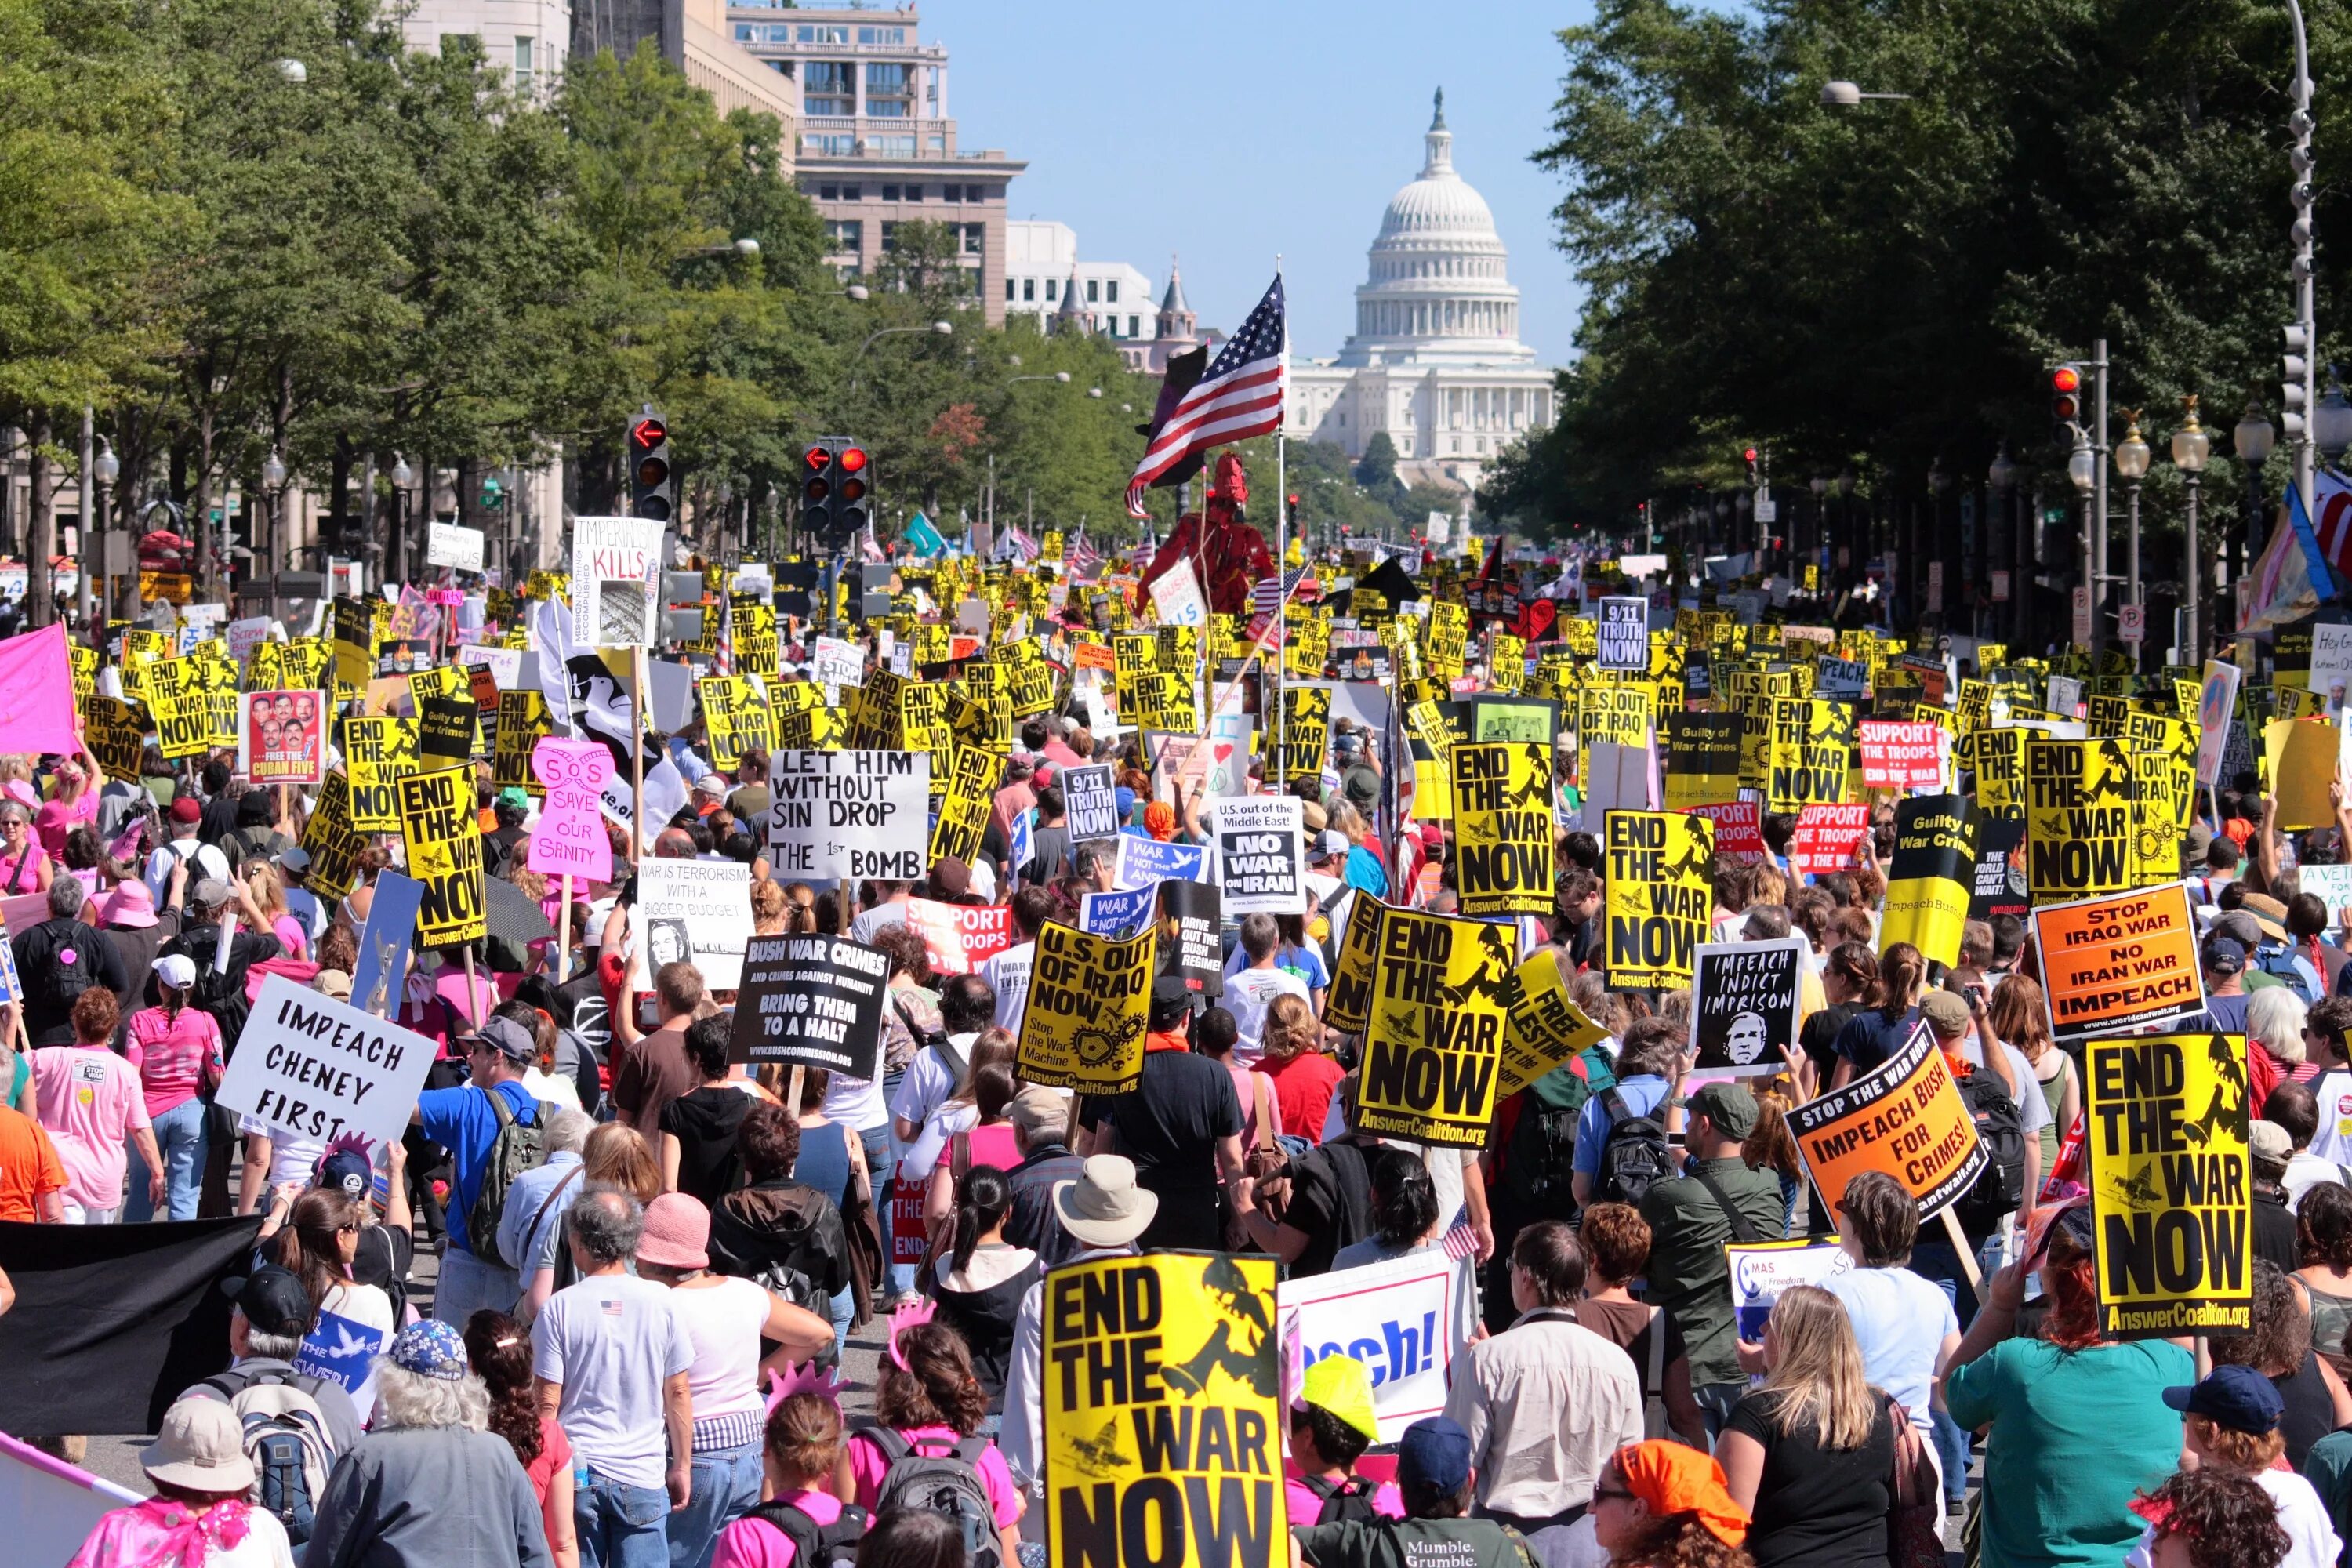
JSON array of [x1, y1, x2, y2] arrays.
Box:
[[0, 1105, 66, 1221]]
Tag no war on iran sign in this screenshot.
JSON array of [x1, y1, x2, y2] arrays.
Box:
[[213, 973, 439, 1149]]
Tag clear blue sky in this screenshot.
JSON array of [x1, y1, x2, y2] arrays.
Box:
[[927, 0, 1592, 365]]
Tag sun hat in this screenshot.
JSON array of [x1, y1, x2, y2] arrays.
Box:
[[314, 969, 354, 1002], [103, 880, 159, 930], [1297, 1353, 1381, 1443], [388, 1319, 471, 1381], [1051, 1155, 1158, 1248], [140, 1398, 257, 1494], [638, 1192, 713, 1272]]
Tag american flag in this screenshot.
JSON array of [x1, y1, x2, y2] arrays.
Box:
[[1441, 1213, 1480, 1261], [1131, 524, 1157, 569], [996, 527, 1040, 564], [712, 590, 732, 676], [1126, 274, 1286, 518], [1066, 530, 1103, 580], [1250, 567, 1316, 615]]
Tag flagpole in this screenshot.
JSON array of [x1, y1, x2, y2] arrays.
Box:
[[1275, 254, 1289, 796]]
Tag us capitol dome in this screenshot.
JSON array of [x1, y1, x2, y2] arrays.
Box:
[[1287, 89, 1559, 493]]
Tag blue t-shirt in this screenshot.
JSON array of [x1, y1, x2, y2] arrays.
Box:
[[1572, 1073, 1671, 1178], [1831, 1006, 1919, 1073], [1222, 940, 1331, 993], [1345, 846, 1389, 898], [1818, 1265, 1958, 1432], [417, 1080, 539, 1258]]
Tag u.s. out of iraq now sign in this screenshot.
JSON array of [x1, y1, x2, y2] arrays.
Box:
[[212, 973, 438, 1149]]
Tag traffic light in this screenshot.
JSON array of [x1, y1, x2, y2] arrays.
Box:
[[627, 411, 672, 521], [2051, 365, 2084, 438], [837, 445, 869, 539], [1743, 447, 1760, 485], [798, 439, 869, 545]]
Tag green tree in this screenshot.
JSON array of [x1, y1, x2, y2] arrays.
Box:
[[1354, 430, 1402, 492]]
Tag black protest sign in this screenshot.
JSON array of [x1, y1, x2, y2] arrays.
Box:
[[1154, 878, 1224, 999], [1598, 596, 1649, 671], [417, 693, 477, 766], [1968, 813, 2031, 921], [728, 933, 890, 1079], [1065, 763, 1119, 843], [1690, 938, 1805, 1076]]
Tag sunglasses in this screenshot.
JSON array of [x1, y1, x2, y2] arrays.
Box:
[[1592, 1485, 1635, 1503]]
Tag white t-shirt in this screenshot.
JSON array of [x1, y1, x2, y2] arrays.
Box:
[[663, 1275, 770, 1428], [889, 1036, 978, 1145], [143, 837, 230, 909], [2286, 1150, 2349, 1212], [299, 1279, 397, 1424], [2126, 1464, 2341, 1568], [2310, 1069, 2352, 1167], [1221, 966, 1309, 1065], [984, 941, 1036, 1035], [822, 1069, 890, 1134], [534, 1272, 694, 1490], [1818, 1265, 1955, 1433]]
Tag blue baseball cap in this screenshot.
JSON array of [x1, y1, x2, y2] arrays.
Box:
[[1397, 1415, 1473, 1494], [2162, 1364, 2283, 1435]]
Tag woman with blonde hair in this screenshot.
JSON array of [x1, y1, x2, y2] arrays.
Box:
[[582, 1121, 662, 1205], [243, 860, 307, 959], [1988, 973, 2076, 1170], [1716, 1283, 1896, 1565]]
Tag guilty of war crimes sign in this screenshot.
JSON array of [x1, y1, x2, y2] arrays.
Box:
[[1604, 810, 1715, 989], [2086, 1032, 2253, 1337], [1351, 908, 1515, 1149]]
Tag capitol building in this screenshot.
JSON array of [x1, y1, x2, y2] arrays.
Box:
[[1287, 93, 1559, 492]]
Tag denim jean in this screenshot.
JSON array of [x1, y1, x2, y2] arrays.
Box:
[[826, 1287, 854, 1363], [432, 1244, 520, 1327], [667, 1441, 761, 1568], [125, 1098, 208, 1222], [1908, 1237, 1979, 1501], [1693, 1381, 1746, 1444], [576, 1470, 671, 1568], [866, 1105, 912, 1298]]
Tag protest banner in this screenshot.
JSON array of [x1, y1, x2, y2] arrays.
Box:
[[1080, 886, 1156, 939], [1279, 1250, 1466, 1443], [416, 693, 477, 768], [698, 676, 773, 771], [349, 872, 425, 1018], [927, 742, 999, 866], [396, 765, 485, 949], [1325, 896, 1385, 1036], [765, 750, 930, 882], [1790, 803, 1871, 876], [1015, 921, 1154, 1092], [1604, 810, 1714, 988], [526, 737, 615, 884], [1664, 713, 1742, 808], [1040, 1251, 1284, 1568], [2029, 882, 2205, 1044], [1155, 880, 1225, 1000], [570, 516, 663, 648], [1969, 815, 2031, 922], [339, 714, 417, 833], [1767, 697, 1854, 811], [728, 933, 890, 1080], [630, 860, 752, 990], [1729, 1239, 1856, 1341], [1451, 740, 1552, 916], [2194, 659, 2244, 787], [213, 973, 437, 1148], [1690, 938, 1806, 1075], [2027, 739, 2136, 903], [1497, 951, 1609, 1099], [1112, 834, 1209, 891], [1281, 685, 1331, 786], [1064, 763, 1120, 843], [1352, 908, 1515, 1149], [235, 690, 326, 786], [1789, 1022, 1987, 1220], [1859, 720, 1950, 790], [492, 690, 551, 795], [1681, 800, 1764, 857], [1597, 595, 1648, 670], [2085, 1032, 2253, 1337], [83, 695, 146, 783], [905, 897, 1014, 976], [1212, 796, 1304, 916], [1879, 793, 1974, 968]]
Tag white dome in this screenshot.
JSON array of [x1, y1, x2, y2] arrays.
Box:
[[1376, 130, 1502, 245]]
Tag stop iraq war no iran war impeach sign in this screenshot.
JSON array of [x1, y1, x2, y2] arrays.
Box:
[[2028, 881, 2208, 1046]]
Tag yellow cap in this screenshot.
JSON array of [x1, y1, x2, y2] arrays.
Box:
[[1298, 1353, 1381, 1443]]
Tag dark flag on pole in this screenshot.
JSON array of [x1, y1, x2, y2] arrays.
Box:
[[1131, 345, 1210, 499]]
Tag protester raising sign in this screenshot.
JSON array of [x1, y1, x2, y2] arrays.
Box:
[[212, 973, 439, 1149], [698, 675, 773, 771], [1352, 908, 1515, 1150], [726, 933, 891, 1079], [765, 750, 930, 882], [1789, 1023, 1987, 1221], [1040, 1253, 1283, 1568], [1211, 796, 1304, 916], [1859, 720, 1950, 790], [396, 765, 486, 949], [2084, 1032, 2252, 1337], [299, 771, 366, 902], [83, 695, 146, 783], [1080, 886, 1156, 939], [238, 690, 326, 786], [629, 860, 753, 991], [1063, 763, 1120, 843], [1879, 793, 1974, 970], [1603, 810, 1714, 989], [1324, 897, 1385, 1036], [1279, 1249, 1468, 1443], [2028, 882, 2206, 1044], [340, 715, 417, 834], [1015, 921, 1154, 1092], [1597, 595, 1648, 671], [927, 742, 999, 868], [1155, 880, 1224, 999], [1451, 740, 1553, 916], [571, 516, 663, 648], [904, 898, 1014, 976], [492, 691, 552, 795], [1689, 938, 1806, 1076], [527, 737, 615, 884]]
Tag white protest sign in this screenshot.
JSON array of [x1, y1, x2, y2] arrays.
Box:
[[810, 637, 865, 691], [456, 645, 523, 689], [2194, 659, 2243, 787], [570, 516, 663, 648], [765, 750, 930, 882], [1596, 596, 1648, 671], [1063, 763, 1119, 843], [1279, 1250, 1468, 1443], [1147, 557, 1210, 629], [213, 973, 438, 1149], [426, 521, 486, 573], [1211, 795, 1305, 916], [226, 616, 275, 663], [628, 858, 753, 992], [2311, 625, 2352, 719], [1728, 1238, 1854, 1341]]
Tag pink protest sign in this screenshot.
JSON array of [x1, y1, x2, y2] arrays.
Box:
[[528, 736, 615, 881]]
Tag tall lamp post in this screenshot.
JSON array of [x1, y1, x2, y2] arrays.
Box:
[[2114, 412, 2150, 664], [389, 453, 413, 589], [2235, 398, 2275, 596], [92, 439, 118, 622], [261, 448, 287, 615], [2069, 428, 2098, 648], [1837, 466, 1856, 586], [2173, 397, 2209, 665]]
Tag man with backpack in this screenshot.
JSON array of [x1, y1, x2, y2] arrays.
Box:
[[1567, 1018, 1683, 1212], [1483, 1039, 1617, 1334], [1293, 1415, 1547, 1568], [411, 1015, 558, 1327], [10, 877, 127, 1046], [180, 1265, 356, 1546], [158, 877, 282, 1053]]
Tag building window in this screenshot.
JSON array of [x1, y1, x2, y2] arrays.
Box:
[[804, 135, 856, 156], [824, 219, 862, 252], [1087, 279, 1099, 303], [797, 24, 849, 43], [858, 25, 906, 44], [1044, 278, 1056, 301], [881, 184, 899, 201], [514, 36, 533, 93], [903, 184, 921, 202], [962, 225, 982, 256], [734, 23, 753, 41], [965, 185, 984, 202], [927, 134, 946, 151], [880, 221, 897, 252], [943, 185, 963, 202], [804, 60, 854, 116], [841, 185, 861, 201], [1023, 278, 1034, 301], [866, 62, 912, 116], [1105, 280, 1119, 303], [871, 135, 915, 155], [1005, 278, 1016, 302], [818, 184, 839, 201], [1128, 315, 1138, 336]]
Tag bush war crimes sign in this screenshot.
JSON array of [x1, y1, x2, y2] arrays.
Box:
[[1042, 1252, 1284, 1568], [2030, 883, 2206, 1045], [1690, 938, 1805, 1076], [2086, 1033, 2253, 1337], [1351, 909, 1515, 1150], [213, 973, 437, 1149], [1450, 741, 1553, 916], [765, 750, 929, 882], [728, 934, 890, 1080], [1789, 1023, 1987, 1221], [1017, 922, 1154, 1093], [1604, 810, 1714, 989]]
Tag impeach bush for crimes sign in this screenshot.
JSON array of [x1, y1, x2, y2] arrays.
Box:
[[2086, 1033, 2252, 1337], [1350, 908, 1515, 1149], [1788, 1023, 1986, 1221], [1450, 741, 1553, 916], [1603, 810, 1714, 989], [2029, 883, 2207, 1045]]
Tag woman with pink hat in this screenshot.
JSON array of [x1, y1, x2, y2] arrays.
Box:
[[35, 757, 96, 859]]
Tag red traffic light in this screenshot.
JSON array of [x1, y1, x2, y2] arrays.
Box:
[[636, 456, 670, 488], [2051, 367, 2082, 394], [804, 445, 832, 470], [1742, 447, 1758, 463], [630, 417, 667, 449], [837, 446, 868, 474]]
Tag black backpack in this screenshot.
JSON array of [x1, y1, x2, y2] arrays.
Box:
[[1592, 1089, 1676, 1208], [22, 926, 101, 1021], [1948, 1069, 2028, 1233], [1298, 1474, 1382, 1523], [744, 1497, 868, 1568]]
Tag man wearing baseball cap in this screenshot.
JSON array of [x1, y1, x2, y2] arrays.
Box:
[[410, 1014, 551, 1327], [1292, 1415, 1535, 1568], [180, 1263, 363, 1457], [140, 794, 230, 910]]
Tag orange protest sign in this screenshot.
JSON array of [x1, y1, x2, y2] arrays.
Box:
[[1788, 1023, 1986, 1220], [2027, 881, 2206, 1045]]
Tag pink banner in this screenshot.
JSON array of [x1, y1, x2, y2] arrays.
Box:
[[527, 737, 614, 881], [905, 897, 1014, 975], [1791, 803, 1872, 875], [1859, 720, 1948, 789], [1682, 800, 1764, 855], [0, 625, 82, 756]]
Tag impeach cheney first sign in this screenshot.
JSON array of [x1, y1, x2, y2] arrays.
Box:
[[212, 973, 439, 1149]]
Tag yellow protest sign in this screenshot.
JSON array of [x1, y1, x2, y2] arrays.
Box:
[[1450, 741, 1553, 917], [1603, 810, 1714, 988], [1664, 713, 1742, 808], [331, 598, 376, 696], [397, 765, 485, 949], [1015, 922, 1153, 1092], [731, 600, 779, 678], [85, 695, 147, 782], [1324, 898, 1385, 1037], [2265, 717, 2338, 830], [699, 676, 774, 771], [1499, 949, 1610, 1098], [492, 691, 551, 794], [2085, 1032, 2253, 1338], [1351, 907, 1515, 1149], [1280, 685, 1330, 786], [928, 742, 1000, 866], [1767, 697, 1854, 812], [771, 681, 843, 750], [1040, 1251, 1284, 1568], [1879, 794, 1974, 969], [2026, 739, 2135, 904], [299, 771, 366, 902], [340, 715, 419, 834]]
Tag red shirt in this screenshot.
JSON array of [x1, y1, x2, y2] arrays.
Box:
[[0, 1105, 66, 1221], [1255, 1053, 1344, 1147]]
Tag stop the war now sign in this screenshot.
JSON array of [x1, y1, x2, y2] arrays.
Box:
[[213, 974, 438, 1148], [1860, 720, 1949, 789]]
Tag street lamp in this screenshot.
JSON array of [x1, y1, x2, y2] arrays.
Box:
[[848, 321, 954, 391], [2317, 368, 2352, 463], [2114, 412, 2150, 653], [276, 58, 307, 85], [2070, 427, 2097, 647], [261, 448, 288, 614], [93, 439, 118, 620], [390, 452, 413, 585], [2173, 396, 2210, 665], [1820, 81, 1912, 106]]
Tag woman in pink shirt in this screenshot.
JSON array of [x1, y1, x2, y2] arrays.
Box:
[[32, 988, 158, 1222], [712, 1392, 852, 1568], [837, 1321, 1025, 1559], [0, 800, 54, 894], [123, 953, 222, 1222], [35, 760, 97, 859]]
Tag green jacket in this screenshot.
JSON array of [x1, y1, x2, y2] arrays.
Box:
[[1294, 1516, 1539, 1568]]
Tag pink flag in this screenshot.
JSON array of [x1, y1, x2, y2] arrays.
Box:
[[0, 625, 82, 756]]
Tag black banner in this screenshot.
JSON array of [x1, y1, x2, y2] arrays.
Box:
[[1155, 879, 1224, 999], [1968, 813, 2031, 922], [1690, 938, 1804, 1074], [728, 933, 889, 1079], [417, 693, 477, 767], [0, 1215, 263, 1433]]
